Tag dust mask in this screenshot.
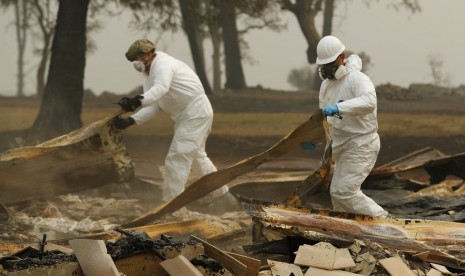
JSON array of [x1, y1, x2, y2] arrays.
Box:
[[133, 60, 145, 72], [334, 65, 347, 80], [319, 64, 347, 80]]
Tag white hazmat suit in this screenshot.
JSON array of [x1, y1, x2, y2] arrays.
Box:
[[319, 55, 389, 217], [131, 51, 228, 202]]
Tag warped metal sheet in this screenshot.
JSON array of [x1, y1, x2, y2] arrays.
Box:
[[0, 111, 134, 204], [239, 196, 465, 270], [121, 110, 326, 228]]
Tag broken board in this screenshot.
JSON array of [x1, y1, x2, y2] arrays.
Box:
[[0, 112, 133, 204]]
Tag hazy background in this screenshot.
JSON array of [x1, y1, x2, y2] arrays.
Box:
[[0, 1, 464, 96]]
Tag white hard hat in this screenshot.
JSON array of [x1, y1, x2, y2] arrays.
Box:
[[316, 36, 345, 65]]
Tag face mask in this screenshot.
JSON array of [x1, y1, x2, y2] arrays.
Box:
[[334, 65, 347, 79], [318, 64, 347, 80], [318, 64, 338, 80], [133, 60, 145, 72]]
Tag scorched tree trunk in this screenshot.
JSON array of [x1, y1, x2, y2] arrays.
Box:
[[31, 0, 89, 139]]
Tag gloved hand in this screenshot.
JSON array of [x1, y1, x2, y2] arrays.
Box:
[[113, 116, 135, 130], [322, 104, 339, 117], [300, 141, 317, 150], [118, 95, 143, 112]]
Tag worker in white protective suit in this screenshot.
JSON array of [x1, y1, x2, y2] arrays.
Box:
[[114, 39, 239, 212], [316, 36, 389, 217]]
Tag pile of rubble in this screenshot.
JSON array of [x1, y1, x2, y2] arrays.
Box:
[[375, 82, 465, 101], [376, 83, 422, 101], [2, 110, 465, 275], [1, 208, 462, 275]]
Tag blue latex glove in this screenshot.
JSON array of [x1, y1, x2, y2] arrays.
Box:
[[322, 104, 339, 117], [300, 141, 317, 150]]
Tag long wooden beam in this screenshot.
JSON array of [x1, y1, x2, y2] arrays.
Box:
[[239, 196, 465, 270], [121, 110, 326, 228]]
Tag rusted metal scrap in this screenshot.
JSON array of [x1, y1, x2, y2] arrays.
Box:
[[239, 196, 465, 270], [121, 109, 326, 228], [0, 112, 134, 204]]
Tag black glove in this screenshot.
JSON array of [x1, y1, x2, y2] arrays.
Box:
[[113, 116, 136, 130], [118, 95, 143, 112]]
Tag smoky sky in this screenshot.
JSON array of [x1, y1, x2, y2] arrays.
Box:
[[0, 1, 464, 96]]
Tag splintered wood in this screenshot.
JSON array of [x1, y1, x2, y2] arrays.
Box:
[[0, 112, 134, 204], [239, 197, 465, 270]]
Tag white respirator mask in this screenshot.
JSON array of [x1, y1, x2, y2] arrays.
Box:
[[319, 64, 347, 81], [132, 60, 145, 73], [334, 65, 347, 80]]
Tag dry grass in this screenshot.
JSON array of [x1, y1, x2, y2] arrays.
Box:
[[1, 99, 464, 138], [124, 112, 310, 137], [378, 113, 465, 137]]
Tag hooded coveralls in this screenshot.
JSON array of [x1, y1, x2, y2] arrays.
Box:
[[319, 55, 388, 217], [131, 51, 228, 202]]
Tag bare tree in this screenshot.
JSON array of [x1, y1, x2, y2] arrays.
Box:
[[287, 65, 315, 91], [312, 0, 334, 90], [178, 0, 212, 94], [205, 0, 222, 92], [123, 0, 285, 92], [427, 53, 450, 87], [280, 0, 323, 65], [278, 0, 421, 91], [1, 0, 30, 97], [122, 0, 214, 94], [322, 0, 334, 36], [218, 0, 246, 90], [31, 0, 90, 139], [30, 0, 56, 97]]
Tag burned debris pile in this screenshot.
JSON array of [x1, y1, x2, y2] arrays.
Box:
[[0, 246, 77, 272], [0, 232, 239, 275], [1, 110, 465, 275]]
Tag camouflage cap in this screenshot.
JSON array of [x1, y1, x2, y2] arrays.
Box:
[[125, 39, 156, 61]]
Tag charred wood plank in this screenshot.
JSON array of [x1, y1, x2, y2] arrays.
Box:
[[369, 147, 465, 184], [282, 146, 331, 206], [238, 196, 465, 270], [0, 219, 228, 257], [382, 195, 465, 220], [0, 112, 133, 205], [192, 235, 247, 276], [121, 110, 326, 228]]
